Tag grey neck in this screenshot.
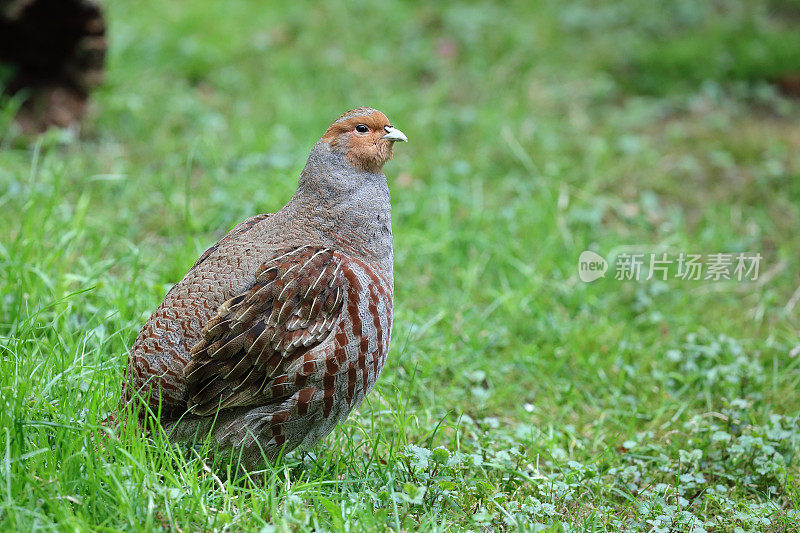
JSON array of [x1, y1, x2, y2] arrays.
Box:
[[281, 141, 393, 273]]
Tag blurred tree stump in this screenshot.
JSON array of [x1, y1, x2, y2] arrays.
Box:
[[775, 74, 800, 99], [0, 0, 106, 133]]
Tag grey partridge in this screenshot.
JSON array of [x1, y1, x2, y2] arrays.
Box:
[[123, 107, 407, 468]]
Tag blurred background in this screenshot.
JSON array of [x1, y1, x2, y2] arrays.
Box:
[[1, 0, 799, 529]]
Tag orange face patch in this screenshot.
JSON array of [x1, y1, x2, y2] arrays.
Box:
[[321, 109, 396, 173]]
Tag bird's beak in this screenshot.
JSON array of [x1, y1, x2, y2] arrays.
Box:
[[382, 125, 408, 142]]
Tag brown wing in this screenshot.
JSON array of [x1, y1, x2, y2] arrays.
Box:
[[184, 246, 345, 416], [124, 213, 272, 417]]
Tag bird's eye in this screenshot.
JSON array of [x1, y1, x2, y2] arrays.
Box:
[[355, 124, 369, 133]]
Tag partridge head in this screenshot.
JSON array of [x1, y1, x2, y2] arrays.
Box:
[[123, 107, 406, 469], [321, 107, 408, 173]]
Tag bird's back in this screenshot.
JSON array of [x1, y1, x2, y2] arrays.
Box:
[[124, 214, 275, 416]]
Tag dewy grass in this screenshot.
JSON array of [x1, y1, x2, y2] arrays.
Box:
[[1, 0, 799, 530]]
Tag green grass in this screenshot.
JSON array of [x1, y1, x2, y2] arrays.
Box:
[[1, 0, 799, 530]]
